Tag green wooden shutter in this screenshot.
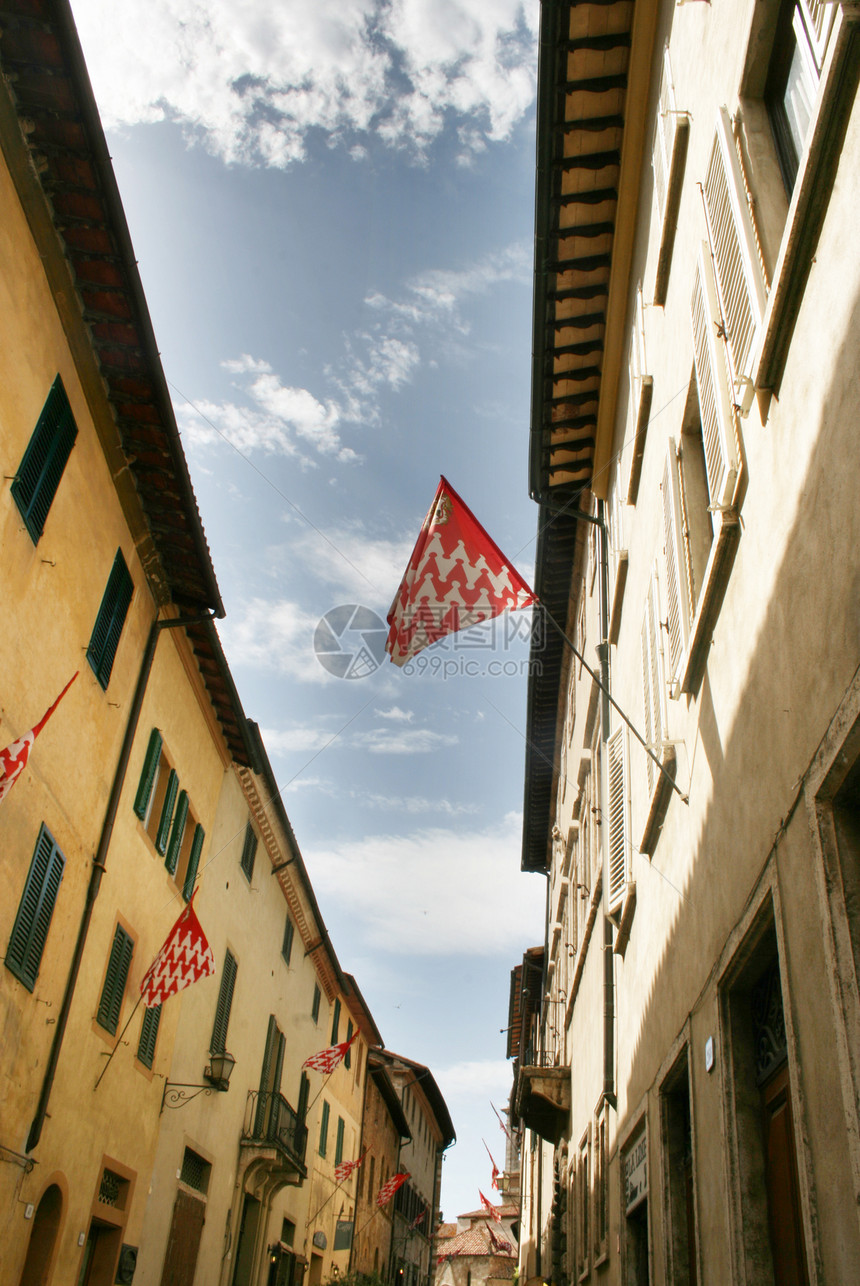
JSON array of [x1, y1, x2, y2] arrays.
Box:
[[165, 790, 189, 874], [11, 376, 78, 543], [298, 1071, 310, 1122], [154, 769, 179, 856], [335, 1116, 345, 1166], [319, 1100, 330, 1157], [331, 997, 341, 1044], [133, 729, 163, 819], [210, 950, 237, 1053], [86, 550, 133, 689], [137, 1004, 162, 1069], [282, 915, 294, 964], [345, 1019, 353, 1069], [97, 925, 135, 1034], [183, 825, 204, 902], [6, 825, 65, 991], [240, 823, 258, 881], [311, 983, 321, 1022]]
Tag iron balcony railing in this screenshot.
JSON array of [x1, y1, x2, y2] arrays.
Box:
[[521, 1045, 560, 1068], [244, 1090, 308, 1167]]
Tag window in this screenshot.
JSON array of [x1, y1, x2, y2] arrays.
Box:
[[211, 949, 237, 1054], [97, 924, 135, 1035], [345, 1019, 353, 1069], [11, 375, 77, 543], [180, 1147, 211, 1195], [133, 728, 204, 900], [626, 282, 654, 506], [6, 824, 65, 991], [319, 1100, 330, 1157], [335, 1116, 345, 1167], [255, 1014, 286, 1137], [607, 466, 629, 643], [651, 47, 690, 307], [282, 914, 295, 965], [577, 1129, 590, 1280], [606, 725, 631, 922], [137, 1004, 161, 1069], [298, 1071, 310, 1123], [660, 1052, 698, 1283], [240, 821, 258, 882], [311, 983, 321, 1023], [594, 1101, 608, 1264], [331, 996, 341, 1044], [765, 0, 823, 194], [87, 550, 133, 689]]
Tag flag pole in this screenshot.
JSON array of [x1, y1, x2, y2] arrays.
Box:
[[538, 602, 688, 805], [304, 1174, 351, 1229], [94, 994, 143, 1091]]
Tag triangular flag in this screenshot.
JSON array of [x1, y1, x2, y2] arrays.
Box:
[[303, 1028, 359, 1075], [386, 477, 535, 666], [377, 1171, 409, 1207], [335, 1148, 368, 1184], [139, 895, 216, 1008], [479, 1191, 502, 1223], [0, 673, 78, 803], [483, 1139, 501, 1190]]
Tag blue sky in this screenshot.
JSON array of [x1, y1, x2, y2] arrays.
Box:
[[71, 0, 546, 1220]]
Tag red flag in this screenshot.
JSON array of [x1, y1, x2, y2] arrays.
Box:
[[377, 1171, 409, 1207], [491, 1101, 514, 1144], [386, 477, 535, 666], [0, 673, 78, 803], [335, 1148, 368, 1184], [488, 1227, 512, 1255], [139, 895, 215, 1009], [483, 1139, 500, 1190], [303, 1028, 359, 1075], [410, 1205, 428, 1231], [479, 1191, 502, 1223]]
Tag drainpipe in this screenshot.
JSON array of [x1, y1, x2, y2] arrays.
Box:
[[26, 611, 213, 1152], [596, 501, 616, 1107]]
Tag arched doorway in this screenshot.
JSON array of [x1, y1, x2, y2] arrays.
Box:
[[19, 1183, 63, 1286]]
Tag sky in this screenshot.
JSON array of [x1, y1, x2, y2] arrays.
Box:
[[69, 0, 546, 1222]]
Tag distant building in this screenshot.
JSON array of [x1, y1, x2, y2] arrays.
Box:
[[434, 1201, 518, 1286], [514, 0, 860, 1282], [352, 1051, 412, 1280]]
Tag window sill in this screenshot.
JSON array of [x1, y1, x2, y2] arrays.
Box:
[[608, 550, 629, 645], [677, 509, 740, 696], [639, 745, 678, 857], [611, 880, 637, 957], [626, 378, 653, 506], [653, 115, 691, 309], [754, 4, 860, 391]]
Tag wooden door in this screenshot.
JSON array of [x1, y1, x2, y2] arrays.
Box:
[[159, 1189, 206, 1286], [761, 1064, 809, 1286]]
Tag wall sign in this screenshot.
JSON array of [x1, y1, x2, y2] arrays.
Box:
[[625, 1129, 648, 1215]]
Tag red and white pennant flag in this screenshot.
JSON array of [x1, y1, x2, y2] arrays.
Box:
[[140, 895, 216, 1009], [479, 1191, 502, 1223], [335, 1148, 368, 1184], [483, 1139, 500, 1191], [386, 477, 535, 666], [377, 1171, 409, 1207], [0, 673, 78, 804], [410, 1205, 428, 1231], [303, 1028, 359, 1075]]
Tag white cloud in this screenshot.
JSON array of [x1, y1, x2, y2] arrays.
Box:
[[360, 793, 479, 816], [435, 1058, 513, 1100], [352, 727, 458, 754], [375, 706, 415, 722], [71, 0, 539, 169], [219, 599, 328, 683], [303, 811, 545, 955]]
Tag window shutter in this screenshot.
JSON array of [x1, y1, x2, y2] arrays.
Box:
[[137, 1004, 161, 1069], [97, 925, 135, 1034], [6, 825, 65, 991], [311, 983, 321, 1022], [11, 376, 78, 543], [298, 1071, 310, 1122], [86, 551, 134, 690], [607, 727, 630, 916], [345, 1019, 354, 1069], [320, 1100, 330, 1156], [641, 575, 667, 798], [282, 914, 294, 965], [651, 49, 690, 305], [183, 825, 204, 902], [336, 1116, 345, 1166], [661, 443, 690, 680], [702, 109, 766, 382], [211, 949, 237, 1054], [240, 823, 258, 881], [165, 790, 189, 874], [154, 769, 179, 856], [691, 246, 739, 510], [798, 0, 836, 68], [331, 997, 341, 1045], [133, 729, 163, 819]]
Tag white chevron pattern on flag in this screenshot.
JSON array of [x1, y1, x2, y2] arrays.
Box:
[[140, 898, 215, 1009]]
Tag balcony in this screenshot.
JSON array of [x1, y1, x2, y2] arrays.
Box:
[[241, 1090, 308, 1188], [514, 1060, 570, 1146]]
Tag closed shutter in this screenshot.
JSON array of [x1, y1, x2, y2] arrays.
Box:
[[662, 442, 690, 680], [11, 376, 78, 543], [86, 550, 134, 689], [183, 825, 204, 902], [799, 0, 836, 67], [155, 770, 179, 856], [256, 1015, 281, 1135], [345, 1019, 353, 1069], [641, 575, 667, 797], [607, 727, 630, 915], [210, 949, 237, 1053], [651, 48, 690, 305], [165, 790, 189, 875], [134, 729, 163, 819], [97, 925, 135, 1034], [319, 1100, 330, 1157], [282, 914, 294, 964], [691, 245, 739, 510], [331, 996, 341, 1044], [335, 1117, 345, 1167], [138, 1004, 162, 1069], [6, 825, 65, 991], [297, 1072, 310, 1122], [702, 109, 766, 382], [240, 822, 258, 881]]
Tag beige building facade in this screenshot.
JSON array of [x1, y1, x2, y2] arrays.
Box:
[[352, 1052, 411, 1281], [514, 0, 860, 1284]]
